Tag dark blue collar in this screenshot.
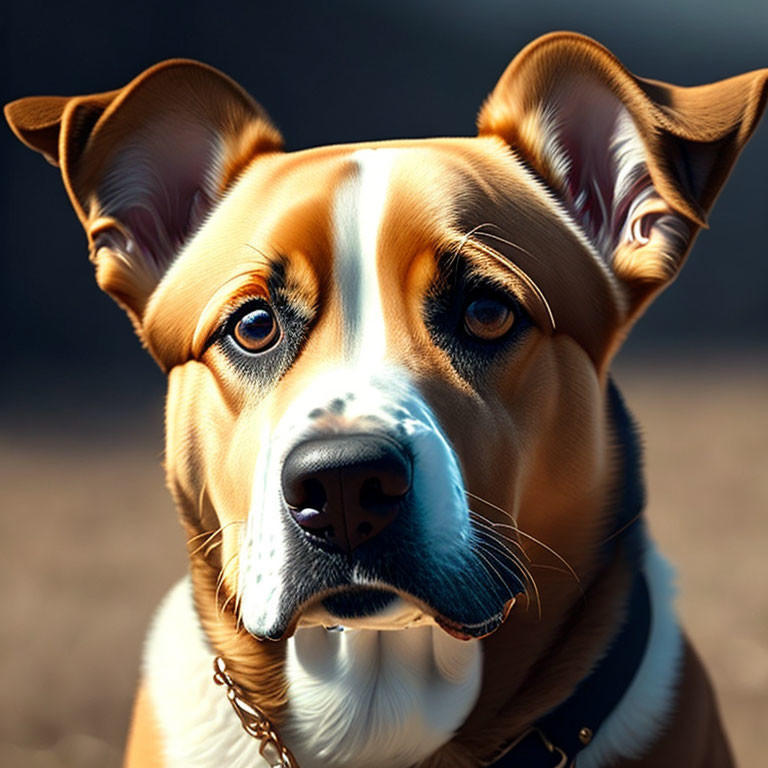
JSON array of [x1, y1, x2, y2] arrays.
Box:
[[485, 569, 651, 767]]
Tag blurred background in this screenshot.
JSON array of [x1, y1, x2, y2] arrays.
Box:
[[1, 0, 766, 765]]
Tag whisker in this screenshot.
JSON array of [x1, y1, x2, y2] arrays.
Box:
[[469, 548, 506, 595], [466, 490, 517, 522], [469, 517, 537, 597], [244, 242, 273, 261], [473, 547, 518, 605], [187, 527, 212, 544], [466, 232, 556, 332], [479, 544, 537, 611], [221, 591, 237, 615], [188, 528, 223, 558], [204, 539, 223, 558], [187, 520, 245, 559], [197, 479, 208, 517], [529, 563, 576, 577], [473, 529, 526, 574], [528, 563, 587, 608], [503, 525, 581, 587], [216, 552, 240, 615], [468, 510, 530, 561], [599, 512, 643, 545], [466, 491, 581, 587], [474, 226, 540, 262], [457, 221, 497, 257], [472, 531, 541, 615], [233, 528, 248, 631], [476, 541, 542, 620]]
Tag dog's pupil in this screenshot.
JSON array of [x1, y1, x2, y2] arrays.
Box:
[[235, 308, 276, 350], [241, 309, 272, 336], [465, 298, 513, 338]]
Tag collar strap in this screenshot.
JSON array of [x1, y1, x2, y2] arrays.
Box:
[[484, 570, 651, 767]]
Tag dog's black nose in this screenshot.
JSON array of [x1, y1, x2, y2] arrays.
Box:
[[282, 434, 411, 553]]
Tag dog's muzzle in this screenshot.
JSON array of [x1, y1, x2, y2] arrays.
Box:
[[239, 368, 525, 641]]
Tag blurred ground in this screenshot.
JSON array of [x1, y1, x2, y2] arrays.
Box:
[[0, 357, 766, 767]]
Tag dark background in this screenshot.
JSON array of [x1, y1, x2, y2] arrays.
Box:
[[1, 2, 766, 767], [2, 0, 767, 408]]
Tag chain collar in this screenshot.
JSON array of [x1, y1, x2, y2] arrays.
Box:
[[212, 657, 299, 768]]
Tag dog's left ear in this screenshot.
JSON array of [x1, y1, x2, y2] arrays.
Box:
[[5, 60, 283, 338], [478, 32, 767, 335]]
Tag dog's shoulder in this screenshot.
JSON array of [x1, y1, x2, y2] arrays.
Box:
[[124, 682, 165, 768]]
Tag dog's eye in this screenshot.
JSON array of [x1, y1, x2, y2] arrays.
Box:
[[464, 297, 515, 340], [232, 305, 280, 353]]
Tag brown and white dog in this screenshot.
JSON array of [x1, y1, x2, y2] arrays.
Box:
[[6, 32, 767, 768]]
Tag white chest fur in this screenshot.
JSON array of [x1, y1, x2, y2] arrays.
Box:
[[144, 579, 482, 768], [284, 623, 482, 768]]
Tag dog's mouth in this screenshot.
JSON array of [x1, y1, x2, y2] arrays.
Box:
[[240, 490, 527, 642], [293, 585, 518, 641]]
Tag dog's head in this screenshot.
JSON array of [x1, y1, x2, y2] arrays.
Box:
[[8, 35, 766, 648]]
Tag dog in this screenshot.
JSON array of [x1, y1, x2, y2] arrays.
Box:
[[6, 31, 766, 768]]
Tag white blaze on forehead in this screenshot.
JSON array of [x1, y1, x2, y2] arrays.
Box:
[[333, 149, 396, 366]]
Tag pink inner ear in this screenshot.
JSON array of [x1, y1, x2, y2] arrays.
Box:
[[96, 120, 221, 277], [546, 81, 651, 255]]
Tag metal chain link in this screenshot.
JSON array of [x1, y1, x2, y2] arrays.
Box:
[[213, 657, 300, 768]]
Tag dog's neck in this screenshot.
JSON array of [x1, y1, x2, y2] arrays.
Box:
[[147, 530, 680, 768], [182, 540, 639, 768]]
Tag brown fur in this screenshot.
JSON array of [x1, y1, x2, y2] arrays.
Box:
[[6, 32, 766, 768], [124, 684, 165, 768]]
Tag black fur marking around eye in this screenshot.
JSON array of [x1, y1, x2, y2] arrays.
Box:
[[424, 255, 532, 387], [215, 264, 312, 390]]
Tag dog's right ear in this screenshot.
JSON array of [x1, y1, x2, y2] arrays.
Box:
[[5, 60, 283, 341], [478, 32, 767, 358]]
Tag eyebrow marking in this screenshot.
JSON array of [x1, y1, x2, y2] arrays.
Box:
[[244, 242, 273, 260]]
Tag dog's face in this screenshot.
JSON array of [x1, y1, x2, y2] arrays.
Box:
[[151, 138, 621, 641], [7, 35, 766, 647]]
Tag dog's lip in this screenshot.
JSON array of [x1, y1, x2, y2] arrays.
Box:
[[277, 584, 519, 641], [435, 596, 517, 640]]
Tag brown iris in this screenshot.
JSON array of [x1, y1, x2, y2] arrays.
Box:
[[233, 306, 280, 352], [464, 297, 515, 340]]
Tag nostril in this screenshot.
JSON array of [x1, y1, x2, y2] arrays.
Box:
[[302, 478, 327, 513], [286, 479, 330, 537], [373, 453, 412, 499], [283, 468, 326, 511], [359, 476, 405, 509], [360, 477, 382, 507]]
